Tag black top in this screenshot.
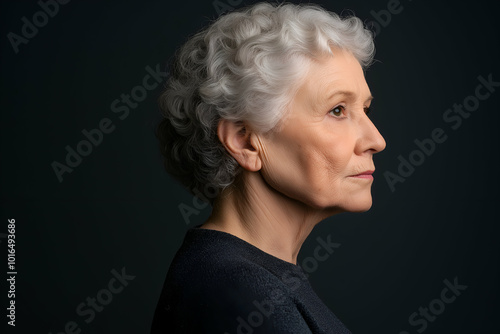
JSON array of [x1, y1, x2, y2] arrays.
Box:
[[150, 225, 351, 333]]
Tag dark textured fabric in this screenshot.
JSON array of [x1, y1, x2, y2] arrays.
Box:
[[151, 225, 352, 334]]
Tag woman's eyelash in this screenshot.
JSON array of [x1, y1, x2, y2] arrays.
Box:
[[329, 105, 372, 117]]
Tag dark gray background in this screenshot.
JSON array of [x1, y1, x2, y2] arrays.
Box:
[[1, 0, 499, 333]]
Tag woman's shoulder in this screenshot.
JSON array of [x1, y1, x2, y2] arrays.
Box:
[[151, 227, 313, 333], [165, 226, 293, 291]]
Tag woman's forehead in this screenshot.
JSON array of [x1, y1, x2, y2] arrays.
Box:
[[302, 54, 371, 102]]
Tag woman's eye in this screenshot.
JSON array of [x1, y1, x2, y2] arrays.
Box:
[[329, 105, 345, 117], [364, 106, 371, 115]]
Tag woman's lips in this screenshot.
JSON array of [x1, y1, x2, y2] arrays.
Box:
[[349, 170, 374, 179]]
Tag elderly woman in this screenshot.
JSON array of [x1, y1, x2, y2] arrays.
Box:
[[151, 2, 385, 333]]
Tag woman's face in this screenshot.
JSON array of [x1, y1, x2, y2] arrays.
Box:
[[257, 48, 386, 213]]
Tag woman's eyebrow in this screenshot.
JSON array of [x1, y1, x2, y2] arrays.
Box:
[[327, 90, 374, 103]]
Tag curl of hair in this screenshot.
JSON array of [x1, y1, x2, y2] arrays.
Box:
[[157, 2, 375, 204]]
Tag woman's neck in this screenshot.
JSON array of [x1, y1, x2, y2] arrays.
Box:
[[199, 171, 338, 265]]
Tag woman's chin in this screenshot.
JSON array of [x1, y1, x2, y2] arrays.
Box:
[[329, 196, 373, 214], [347, 197, 373, 213]]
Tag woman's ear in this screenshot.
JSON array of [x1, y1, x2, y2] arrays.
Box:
[[217, 119, 262, 172]]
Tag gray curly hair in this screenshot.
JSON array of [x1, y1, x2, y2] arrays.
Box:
[[157, 2, 375, 204]]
